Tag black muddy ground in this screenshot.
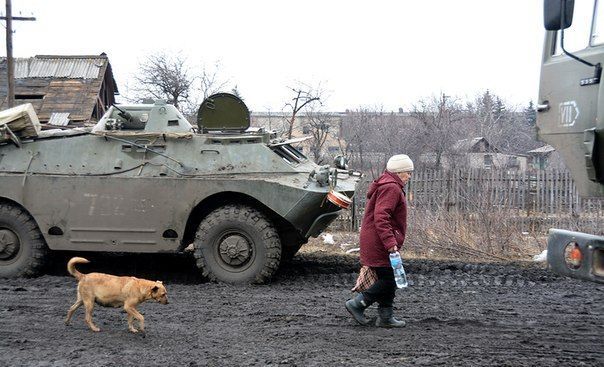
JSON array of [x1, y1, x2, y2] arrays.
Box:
[[0, 250, 602, 367]]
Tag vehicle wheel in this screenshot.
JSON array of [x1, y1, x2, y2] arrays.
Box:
[[193, 205, 281, 284], [0, 203, 48, 278]]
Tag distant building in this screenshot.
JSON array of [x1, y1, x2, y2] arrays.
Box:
[[526, 145, 567, 170], [0, 53, 119, 127], [420, 137, 528, 171], [251, 110, 414, 166], [251, 111, 346, 163]]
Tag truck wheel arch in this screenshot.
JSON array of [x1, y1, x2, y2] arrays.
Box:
[[181, 192, 302, 253]]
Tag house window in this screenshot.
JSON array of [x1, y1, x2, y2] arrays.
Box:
[[15, 94, 44, 100], [484, 154, 493, 167]]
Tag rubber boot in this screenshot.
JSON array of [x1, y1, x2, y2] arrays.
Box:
[[345, 294, 374, 326], [375, 307, 406, 328]]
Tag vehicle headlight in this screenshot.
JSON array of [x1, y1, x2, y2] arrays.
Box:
[[564, 242, 582, 270]]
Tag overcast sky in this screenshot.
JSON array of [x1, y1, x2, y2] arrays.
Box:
[[2, 0, 544, 112]]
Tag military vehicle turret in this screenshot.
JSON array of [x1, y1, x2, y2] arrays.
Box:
[[0, 93, 358, 283], [538, 0, 603, 283]]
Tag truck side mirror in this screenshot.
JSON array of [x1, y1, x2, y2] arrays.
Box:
[[544, 0, 574, 31]]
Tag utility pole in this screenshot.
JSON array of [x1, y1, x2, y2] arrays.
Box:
[[1, 0, 36, 108]]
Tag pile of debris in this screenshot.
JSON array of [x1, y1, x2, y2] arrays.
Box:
[[0, 103, 41, 147]]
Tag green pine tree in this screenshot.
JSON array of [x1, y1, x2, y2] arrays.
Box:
[[524, 100, 536, 126]]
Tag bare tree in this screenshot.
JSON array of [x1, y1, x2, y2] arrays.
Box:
[[198, 62, 229, 101], [335, 92, 542, 178], [283, 83, 322, 139], [129, 54, 232, 126], [181, 62, 231, 122], [337, 108, 398, 176], [465, 91, 541, 154], [338, 109, 372, 171], [131, 52, 194, 110], [374, 112, 401, 154], [347, 109, 424, 178], [305, 109, 332, 164], [412, 93, 465, 169]]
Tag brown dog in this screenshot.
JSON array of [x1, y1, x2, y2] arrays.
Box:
[[65, 257, 168, 333]]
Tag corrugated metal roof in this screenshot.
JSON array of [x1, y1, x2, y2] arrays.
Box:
[[14, 57, 106, 79], [527, 145, 555, 154], [48, 112, 71, 126]]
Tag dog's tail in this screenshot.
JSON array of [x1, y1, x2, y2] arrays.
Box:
[[67, 257, 89, 280]]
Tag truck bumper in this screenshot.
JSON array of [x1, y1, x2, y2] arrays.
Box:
[[547, 229, 604, 283]]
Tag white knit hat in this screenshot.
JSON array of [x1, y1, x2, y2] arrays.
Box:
[[386, 154, 414, 172]]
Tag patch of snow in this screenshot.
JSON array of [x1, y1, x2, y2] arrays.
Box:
[[346, 248, 360, 254], [533, 249, 547, 262], [322, 233, 335, 245]]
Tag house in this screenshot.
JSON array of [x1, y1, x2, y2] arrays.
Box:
[[0, 53, 118, 127], [526, 145, 567, 170], [420, 137, 528, 170]]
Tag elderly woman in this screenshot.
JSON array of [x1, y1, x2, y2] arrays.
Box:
[[345, 154, 413, 327]]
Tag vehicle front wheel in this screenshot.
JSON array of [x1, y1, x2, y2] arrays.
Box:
[[193, 205, 281, 284], [0, 203, 48, 278]]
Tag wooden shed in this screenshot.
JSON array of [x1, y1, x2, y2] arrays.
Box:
[[0, 53, 118, 127]]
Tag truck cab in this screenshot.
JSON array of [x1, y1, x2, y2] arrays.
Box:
[[538, 0, 604, 282]]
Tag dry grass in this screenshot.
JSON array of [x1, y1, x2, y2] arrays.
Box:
[[310, 211, 547, 263], [405, 208, 546, 261]]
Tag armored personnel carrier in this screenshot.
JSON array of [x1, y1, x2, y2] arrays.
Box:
[[0, 93, 358, 283]]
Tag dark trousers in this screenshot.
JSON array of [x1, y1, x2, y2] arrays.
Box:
[[362, 267, 396, 308]]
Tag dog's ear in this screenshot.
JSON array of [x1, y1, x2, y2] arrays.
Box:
[[151, 285, 159, 293], [156, 280, 163, 285]]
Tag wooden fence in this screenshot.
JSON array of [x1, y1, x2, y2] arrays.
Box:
[[338, 169, 603, 234]]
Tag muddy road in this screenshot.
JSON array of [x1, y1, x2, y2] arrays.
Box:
[[0, 250, 602, 367]]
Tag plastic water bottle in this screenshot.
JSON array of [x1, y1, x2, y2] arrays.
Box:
[[389, 252, 408, 288]]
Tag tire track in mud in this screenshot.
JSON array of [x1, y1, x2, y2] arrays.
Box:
[[278, 253, 603, 366], [0, 252, 602, 367]]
